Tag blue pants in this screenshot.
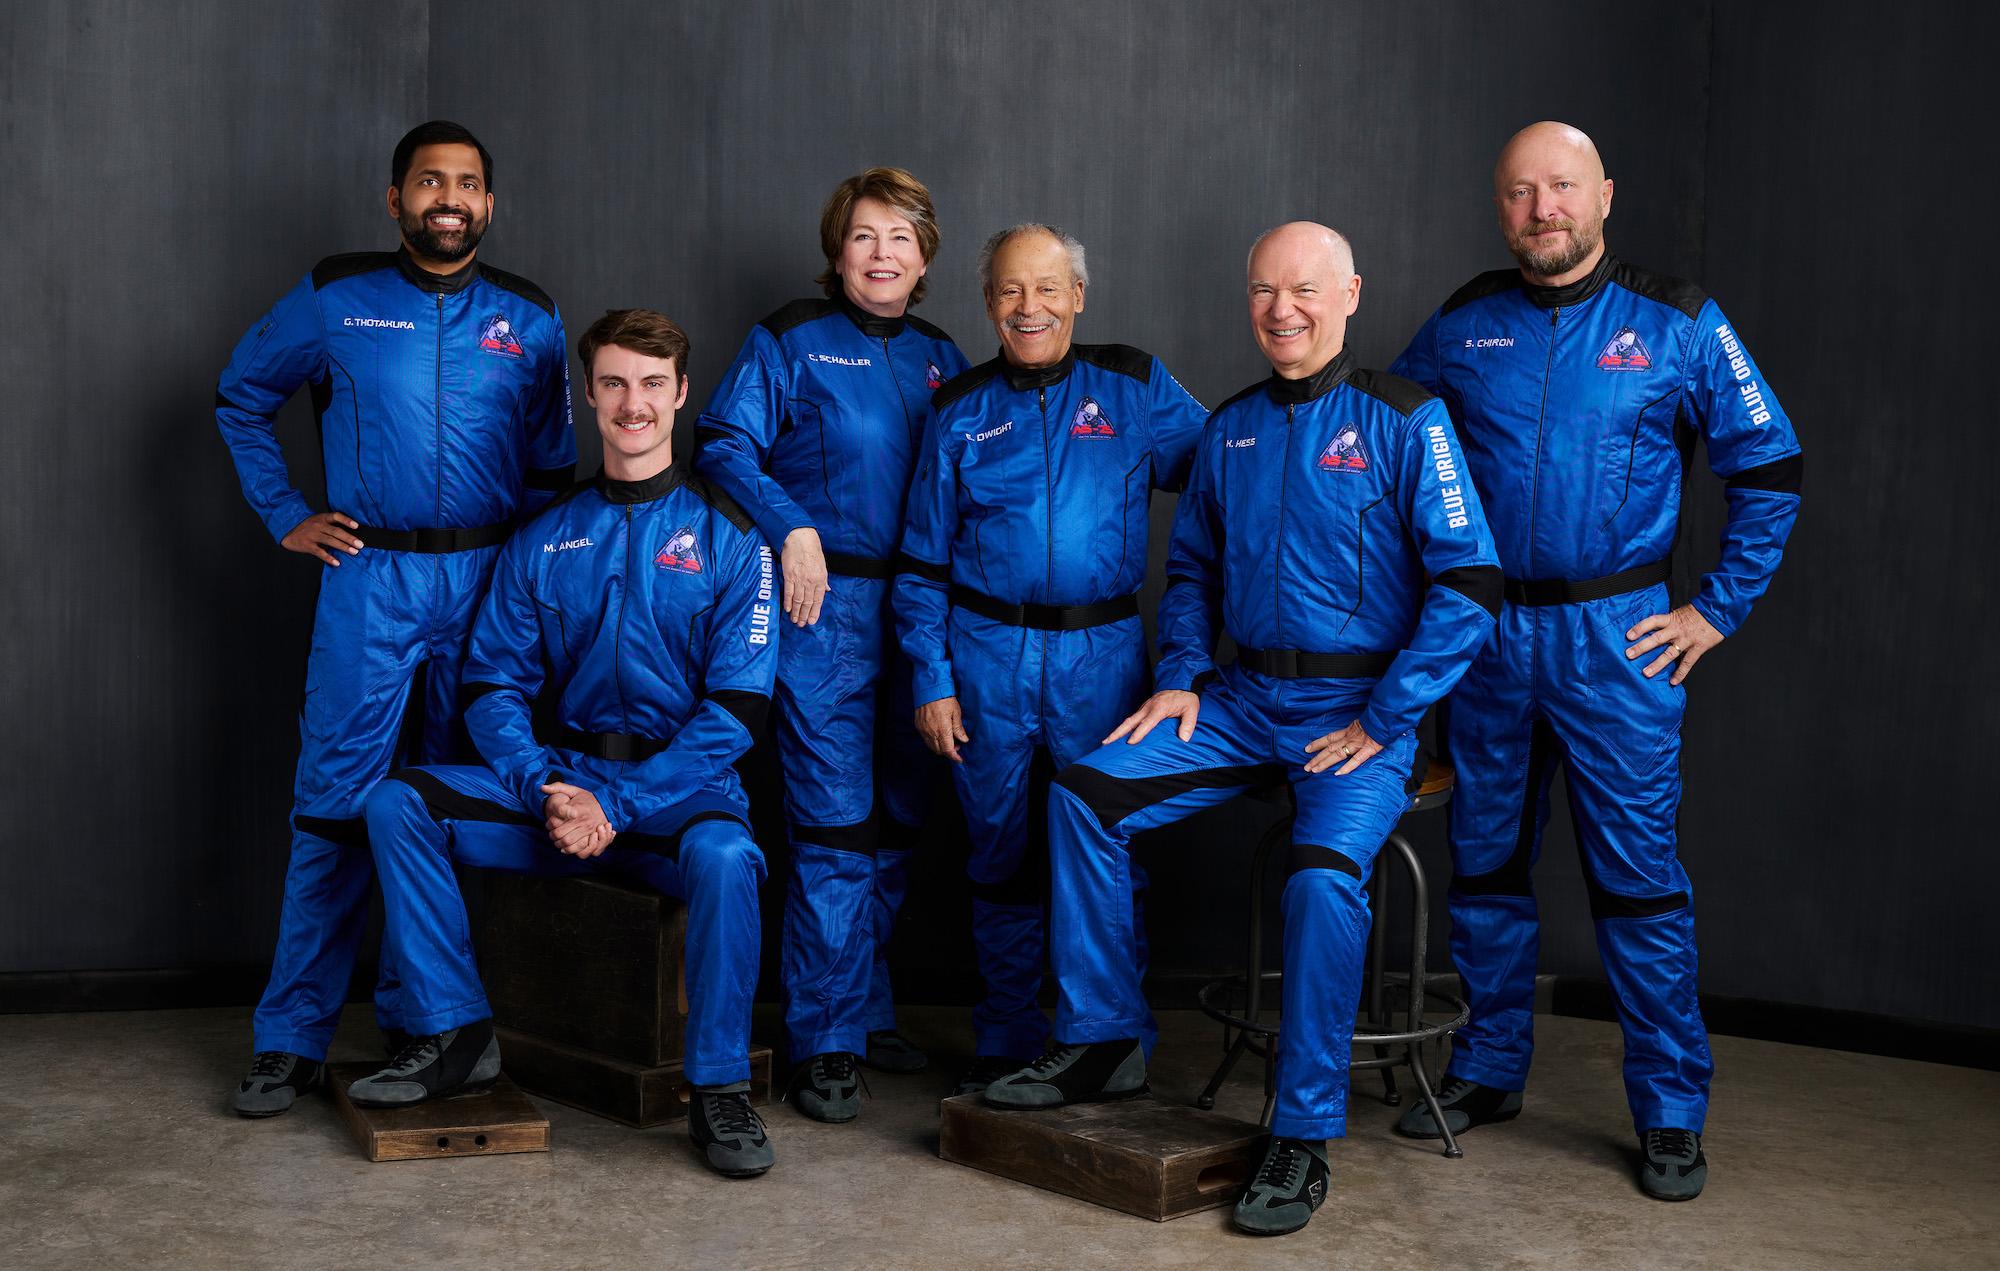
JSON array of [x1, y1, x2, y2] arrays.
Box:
[[363, 763, 766, 1087], [1048, 668, 1417, 1139], [1444, 582, 1712, 1133], [950, 610, 1154, 1060], [253, 547, 498, 1060], [776, 576, 937, 1060]]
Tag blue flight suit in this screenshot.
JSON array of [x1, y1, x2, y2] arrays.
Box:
[[362, 465, 777, 1086], [216, 250, 575, 1060], [894, 344, 1208, 1060], [1393, 253, 1803, 1133], [1047, 352, 1501, 1139], [696, 292, 967, 1062]]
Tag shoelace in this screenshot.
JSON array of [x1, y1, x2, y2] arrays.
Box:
[[249, 1051, 293, 1080], [382, 1033, 444, 1077], [704, 1092, 764, 1140], [1024, 1044, 1082, 1076], [1436, 1075, 1480, 1102], [1257, 1139, 1306, 1190], [782, 1053, 869, 1102], [1646, 1127, 1697, 1161]]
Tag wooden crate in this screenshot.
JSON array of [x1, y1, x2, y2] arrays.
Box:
[[474, 873, 687, 1066], [496, 1027, 772, 1127], [938, 1093, 1263, 1222], [327, 1064, 549, 1163]]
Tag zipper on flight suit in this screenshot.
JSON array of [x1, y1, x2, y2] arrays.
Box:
[[614, 505, 634, 728], [1275, 402, 1294, 647], [1038, 385, 1051, 721]]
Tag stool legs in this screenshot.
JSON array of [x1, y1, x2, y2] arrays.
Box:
[[1386, 830, 1462, 1159]]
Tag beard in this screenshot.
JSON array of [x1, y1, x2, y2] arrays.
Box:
[[400, 206, 487, 263], [1508, 213, 1603, 278]]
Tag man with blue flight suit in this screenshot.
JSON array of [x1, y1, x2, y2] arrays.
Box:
[[697, 168, 968, 1117], [1389, 121, 1804, 1201], [894, 224, 1209, 1095], [216, 121, 575, 1116], [983, 223, 1502, 1237], [348, 308, 781, 1178]]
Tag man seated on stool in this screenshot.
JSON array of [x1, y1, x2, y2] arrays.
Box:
[[346, 308, 781, 1179], [982, 224, 1502, 1236]]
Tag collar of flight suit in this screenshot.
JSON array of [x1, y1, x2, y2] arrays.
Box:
[[1264, 347, 1354, 405], [1519, 250, 1616, 309], [594, 461, 686, 504], [394, 246, 481, 295], [998, 345, 1077, 392], [835, 286, 908, 339]]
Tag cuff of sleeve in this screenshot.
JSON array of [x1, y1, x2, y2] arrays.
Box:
[[1358, 701, 1412, 748], [595, 787, 634, 832], [1153, 659, 1210, 694], [911, 664, 956, 709], [754, 503, 812, 552], [263, 495, 317, 545], [1689, 593, 1739, 639]]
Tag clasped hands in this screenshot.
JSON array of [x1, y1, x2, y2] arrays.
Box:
[[541, 782, 616, 857]]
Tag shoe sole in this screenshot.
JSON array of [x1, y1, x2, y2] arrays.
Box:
[[1394, 1101, 1521, 1140], [1233, 1209, 1313, 1237], [347, 1077, 498, 1110], [984, 1081, 1151, 1110]]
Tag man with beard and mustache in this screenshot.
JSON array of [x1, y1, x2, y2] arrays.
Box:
[[1389, 121, 1803, 1200], [216, 120, 576, 1117], [894, 225, 1208, 1096]]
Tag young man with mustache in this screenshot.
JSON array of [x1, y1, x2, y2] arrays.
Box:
[[350, 309, 781, 1178], [1389, 121, 1804, 1200], [216, 120, 576, 1117]]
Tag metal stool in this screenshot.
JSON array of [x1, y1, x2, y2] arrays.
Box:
[[1195, 762, 1469, 1157]]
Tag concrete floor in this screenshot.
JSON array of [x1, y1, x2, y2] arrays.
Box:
[[2, 1005, 1996, 1270]]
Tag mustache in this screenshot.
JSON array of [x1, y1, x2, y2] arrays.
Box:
[[1003, 314, 1057, 331], [1521, 218, 1578, 236]]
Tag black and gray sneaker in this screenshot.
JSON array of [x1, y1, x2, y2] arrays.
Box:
[[346, 1019, 501, 1108], [982, 1039, 1147, 1109], [690, 1088, 775, 1177], [233, 1051, 323, 1118], [786, 1051, 865, 1122], [1233, 1136, 1330, 1236], [1638, 1127, 1708, 1201], [951, 1054, 1029, 1098], [1394, 1075, 1523, 1138], [861, 1029, 929, 1074]]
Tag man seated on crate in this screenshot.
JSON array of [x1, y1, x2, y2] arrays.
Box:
[[347, 308, 781, 1179]]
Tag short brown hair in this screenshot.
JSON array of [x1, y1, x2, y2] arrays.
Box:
[[815, 167, 941, 306], [576, 308, 691, 379]]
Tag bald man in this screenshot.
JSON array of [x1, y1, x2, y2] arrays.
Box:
[[985, 223, 1500, 1237], [1390, 123, 1803, 1200]]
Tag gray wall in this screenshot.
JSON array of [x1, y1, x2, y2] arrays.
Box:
[[2, 1, 1991, 1031]]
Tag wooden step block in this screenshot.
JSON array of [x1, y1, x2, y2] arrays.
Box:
[[496, 1026, 772, 1128], [938, 1092, 1263, 1221], [327, 1064, 549, 1163], [474, 873, 687, 1066]]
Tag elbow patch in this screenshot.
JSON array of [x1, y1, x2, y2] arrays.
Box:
[[1434, 564, 1503, 618], [708, 689, 770, 737], [894, 553, 951, 586], [1725, 453, 1802, 496]]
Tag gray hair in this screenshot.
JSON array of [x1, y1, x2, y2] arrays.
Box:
[[977, 223, 1089, 296]]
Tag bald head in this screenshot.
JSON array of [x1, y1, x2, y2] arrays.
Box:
[[1493, 121, 1604, 194], [1247, 221, 1353, 282], [1245, 221, 1362, 379], [1491, 120, 1614, 284]]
